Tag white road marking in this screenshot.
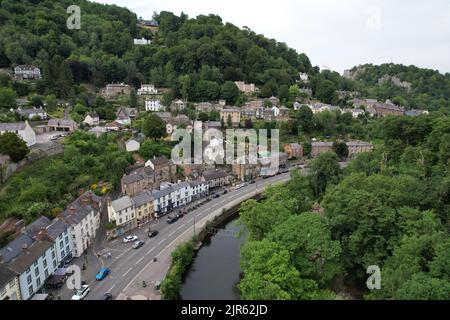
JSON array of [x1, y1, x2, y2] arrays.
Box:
[[168, 231, 176, 237], [196, 213, 202, 218], [107, 284, 116, 292], [187, 218, 193, 223], [177, 225, 184, 230], [157, 239, 165, 246], [122, 267, 132, 277], [135, 256, 145, 265]]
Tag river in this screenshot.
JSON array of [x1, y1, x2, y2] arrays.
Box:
[[180, 216, 245, 300]]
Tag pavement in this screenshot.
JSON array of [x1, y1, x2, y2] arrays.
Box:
[[49, 172, 292, 300]]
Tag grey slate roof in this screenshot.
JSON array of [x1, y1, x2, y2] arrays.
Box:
[[0, 266, 17, 288], [111, 196, 133, 212], [24, 216, 51, 239], [202, 170, 228, 181], [46, 220, 69, 239], [132, 191, 154, 207], [0, 234, 34, 264], [7, 240, 53, 274], [0, 123, 27, 131]]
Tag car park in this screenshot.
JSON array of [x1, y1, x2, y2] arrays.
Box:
[[132, 240, 145, 249], [71, 285, 90, 300], [148, 230, 159, 238], [96, 267, 110, 281], [123, 235, 138, 243]]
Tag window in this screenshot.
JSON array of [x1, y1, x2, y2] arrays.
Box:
[[28, 286, 33, 296], [27, 275, 32, 285], [26, 268, 31, 274], [59, 242, 63, 249], [36, 278, 41, 287], [43, 259, 47, 268], [51, 251, 56, 259], [33, 261, 38, 267], [65, 236, 69, 243], [34, 268, 39, 277], [53, 260, 57, 268], [66, 246, 70, 253], [44, 269, 49, 278]]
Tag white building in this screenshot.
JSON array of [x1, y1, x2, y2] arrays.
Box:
[[83, 112, 100, 126], [299, 72, 309, 82], [343, 108, 365, 118], [60, 192, 102, 258], [189, 180, 209, 200], [16, 107, 48, 120], [0, 121, 36, 147], [108, 195, 136, 229], [145, 99, 163, 112], [14, 65, 41, 80], [125, 139, 140, 153], [137, 84, 158, 95], [152, 182, 192, 216], [134, 38, 151, 45], [272, 106, 280, 117]]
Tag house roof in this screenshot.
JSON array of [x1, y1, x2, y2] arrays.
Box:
[[0, 265, 17, 288], [8, 240, 53, 274], [46, 220, 69, 239], [0, 123, 27, 131], [60, 191, 101, 226], [48, 119, 76, 127], [202, 170, 228, 181], [149, 156, 171, 167], [346, 140, 373, 147], [132, 191, 154, 207], [111, 196, 133, 212], [122, 173, 145, 185], [18, 108, 46, 115], [0, 234, 34, 264], [312, 142, 334, 147], [24, 216, 51, 239]]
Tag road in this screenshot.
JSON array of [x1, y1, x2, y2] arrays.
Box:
[[59, 172, 292, 300]]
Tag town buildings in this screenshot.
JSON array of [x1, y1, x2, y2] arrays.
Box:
[[16, 107, 48, 120], [47, 119, 78, 132], [83, 112, 100, 126], [220, 108, 241, 126], [138, 84, 158, 95], [145, 98, 163, 112], [145, 156, 177, 183], [202, 169, 230, 189], [235, 81, 257, 94], [125, 139, 140, 153], [121, 166, 156, 197], [0, 121, 36, 147], [284, 143, 303, 159], [14, 65, 41, 80], [0, 266, 20, 300], [346, 140, 374, 158], [311, 142, 334, 158], [133, 38, 151, 45], [101, 84, 131, 98]]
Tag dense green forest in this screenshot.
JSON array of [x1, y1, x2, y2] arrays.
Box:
[[0, 0, 312, 104], [238, 112, 450, 300], [346, 63, 450, 111], [0, 131, 132, 224]]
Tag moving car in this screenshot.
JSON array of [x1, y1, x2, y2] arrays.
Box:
[[132, 240, 145, 249], [96, 267, 110, 281], [102, 293, 113, 300], [148, 230, 159, 238], [123, 235, 138, 243], [167, 216, 177, 224], [71, 285, 90, 300]]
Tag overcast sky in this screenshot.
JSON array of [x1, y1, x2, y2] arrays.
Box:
[[95, 0, 450, 75]]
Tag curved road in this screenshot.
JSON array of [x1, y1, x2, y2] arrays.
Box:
[[66, 172, 292, 300]]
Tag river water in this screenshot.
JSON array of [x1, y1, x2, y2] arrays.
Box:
[[180, 217, 245, 300]]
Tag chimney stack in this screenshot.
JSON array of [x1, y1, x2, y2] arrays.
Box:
[[22, 244, 28, 252], [69, 206, 77, 215]]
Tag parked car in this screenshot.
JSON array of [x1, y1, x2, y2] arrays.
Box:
[[102, 293, 113, 300], [132, 240, 145, 249], [223, 190, 228, 195], [167, 216, 177, 224], [148, 230, 159, 238], [213, 194, 220, 199], [71, 285, 90, 300], [249, 180, 256, 184], [123, 235, 138, 243], [176, 212, 184, 219], [96, 267, 110, 281], [154, 281, 161, 290]]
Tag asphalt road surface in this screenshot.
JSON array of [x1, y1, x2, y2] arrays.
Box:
[[62, 172, 292, 300]]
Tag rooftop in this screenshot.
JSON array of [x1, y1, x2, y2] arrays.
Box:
[[8, 240, 54, 274]]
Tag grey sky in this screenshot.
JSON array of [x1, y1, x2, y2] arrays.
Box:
[[95, 0, 450, 75]]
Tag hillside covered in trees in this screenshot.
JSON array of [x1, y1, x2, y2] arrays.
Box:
[[345, 63, 450, 111], [0, 0, 313, 103]]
